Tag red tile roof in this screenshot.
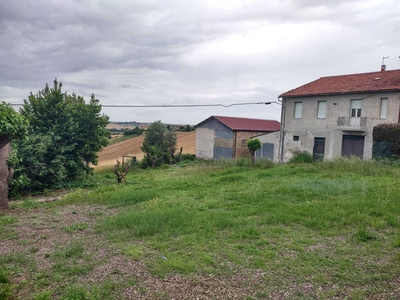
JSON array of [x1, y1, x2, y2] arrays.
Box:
[[280, 69, 400, 98], [196, 115, 280, 132]]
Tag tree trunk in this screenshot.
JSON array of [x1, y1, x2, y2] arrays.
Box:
[[176, 147, 183, 163], [0, 143, 11, 210], [0, 135, 12, 150], [250, 150, 255, 164]]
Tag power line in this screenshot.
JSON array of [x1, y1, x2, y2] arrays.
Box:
[[8, 101, 280, 108]]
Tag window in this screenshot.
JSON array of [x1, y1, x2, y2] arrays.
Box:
[[317, 101, 327, 119], [380, 98, 388, 119], [241, 139, 248, 147], [294, 102, 303, 118], [293, 136, 299, 141], [350, 99, 362, 117]]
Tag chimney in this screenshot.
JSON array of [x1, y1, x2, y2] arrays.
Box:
[[381, 64, 386, 71]]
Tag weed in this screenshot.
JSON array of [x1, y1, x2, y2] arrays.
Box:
[[52, 242, 84, 262], [0, 271, 11, 299], [0, 216, 16, 227], [33, 290, 52, 300], [124, 244, 145, 259], [355, 229, 377, 242], [29, 246, 39, 253], [19, 198, 41, 209], [61, 222, 88, 233], [87, 210, 103, 216]]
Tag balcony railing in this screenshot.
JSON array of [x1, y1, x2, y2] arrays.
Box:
[[337, 117, 367, 131]]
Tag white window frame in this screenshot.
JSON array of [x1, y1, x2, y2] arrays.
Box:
[[317, 101, 327, 119], [380, 98, 388, 119], [294, 102, 303, 119], [350, 99, 362, 117]]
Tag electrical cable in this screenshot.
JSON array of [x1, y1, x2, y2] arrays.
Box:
[[7, 101, 280, 108]]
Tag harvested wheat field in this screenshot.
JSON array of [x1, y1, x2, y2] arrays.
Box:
[[97, 131, 195, 166]]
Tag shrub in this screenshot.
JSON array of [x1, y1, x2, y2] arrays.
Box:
[[373, 123, 400, 156], [177, 153, 196, 162]]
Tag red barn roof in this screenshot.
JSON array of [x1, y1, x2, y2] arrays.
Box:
[[196, 116, 280, 132], [280, 69, 400, 98]]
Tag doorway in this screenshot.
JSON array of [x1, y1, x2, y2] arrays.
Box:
[[313, 137, 325, 160], [342, 135, 364, 158]]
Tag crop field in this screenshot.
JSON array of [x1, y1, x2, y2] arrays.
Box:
[[1, 158, 400, 299], [97, 131, 195, 166]]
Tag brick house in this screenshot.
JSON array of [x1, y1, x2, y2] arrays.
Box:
[[195, 116, 280, 160]]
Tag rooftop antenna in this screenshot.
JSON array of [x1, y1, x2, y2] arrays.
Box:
[[381, 56, 389, 71], [382, 56, 389, 65]]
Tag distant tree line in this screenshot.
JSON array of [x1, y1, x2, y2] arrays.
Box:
[[123, 127, 145, 136], [107, 123, 194, 135]]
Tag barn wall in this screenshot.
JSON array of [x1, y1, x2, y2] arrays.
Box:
[[195, 128, 214, 159], [256, 132, 280, 162], [196, 118, 234, 160], [234, 131, 271, 158]]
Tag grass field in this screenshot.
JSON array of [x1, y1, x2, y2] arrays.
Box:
[[1, 158, 400, 299]]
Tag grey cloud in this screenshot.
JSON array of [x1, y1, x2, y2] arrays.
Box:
[[1, 0, 400, 124]]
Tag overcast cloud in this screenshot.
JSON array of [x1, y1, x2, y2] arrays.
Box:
[[1, 0, 399, 124]]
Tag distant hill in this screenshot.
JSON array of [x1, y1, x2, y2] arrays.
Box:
[[97, 131, 195, 166], [106, 123, 134, 130]]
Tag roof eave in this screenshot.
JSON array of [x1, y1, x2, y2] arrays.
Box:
[[232, 129, 280, 132], [280, 89, 400, 99]]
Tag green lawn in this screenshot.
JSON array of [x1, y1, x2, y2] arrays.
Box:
[[1, 158, 400, 299]]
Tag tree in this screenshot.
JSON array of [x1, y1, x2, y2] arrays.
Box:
[[165, 127, 177, 163], [140, 121, 177, 168], [64, 93, 110, 167], [13, 79, 109, 193], [0, 102, 28, 209], [247, 138, 261, 164]]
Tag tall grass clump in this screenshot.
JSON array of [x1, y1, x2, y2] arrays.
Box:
[[217, 157, 275, 169], [316, 157, 400, 176], [176, 153, 196, 163], [289, 152, 314, 164], [62, 185, 159, 207]]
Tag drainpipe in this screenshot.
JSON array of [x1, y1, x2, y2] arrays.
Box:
[[278, 97, 285, 163], [233, 131, 237, 159]]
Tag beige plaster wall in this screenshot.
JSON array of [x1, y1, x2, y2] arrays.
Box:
[[195, 127, 214, 159], [282, 92, 400, 161]]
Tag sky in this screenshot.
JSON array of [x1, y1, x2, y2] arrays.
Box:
[[1, 0, 399, 125]]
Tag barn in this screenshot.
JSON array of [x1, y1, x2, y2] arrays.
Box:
[[195, 116, 280, 160]]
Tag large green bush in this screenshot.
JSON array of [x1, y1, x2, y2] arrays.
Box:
[[11, 80, 109, 194], [373, 123, 400, 156], [141, 121, 177, 168]]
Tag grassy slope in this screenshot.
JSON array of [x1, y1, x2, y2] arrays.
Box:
[[1, 159, 400, 299]]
